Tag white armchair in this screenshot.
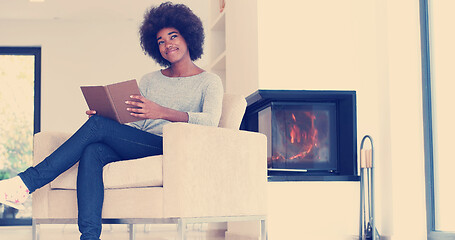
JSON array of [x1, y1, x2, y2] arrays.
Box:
[[32, 94, 268, 240]]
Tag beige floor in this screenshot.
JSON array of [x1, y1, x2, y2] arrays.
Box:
[[0, 224, 226, 240]]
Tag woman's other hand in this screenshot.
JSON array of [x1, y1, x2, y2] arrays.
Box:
[[126, 95, 164, 120], [86, 110, 97, 118], [126, 95, 189, 122]]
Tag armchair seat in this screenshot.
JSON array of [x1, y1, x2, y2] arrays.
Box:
[[50, 153, 164, 190]]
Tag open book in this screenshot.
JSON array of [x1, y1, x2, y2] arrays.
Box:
[[81, 79, 142, 124]]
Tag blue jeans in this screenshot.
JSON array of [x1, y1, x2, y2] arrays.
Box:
[[19, 115, 163, 240]]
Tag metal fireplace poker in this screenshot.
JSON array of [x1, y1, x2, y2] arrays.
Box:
[[359, 135, 381, 240]]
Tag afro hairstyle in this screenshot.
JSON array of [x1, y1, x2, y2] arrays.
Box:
[[139, 2, 205, 67]]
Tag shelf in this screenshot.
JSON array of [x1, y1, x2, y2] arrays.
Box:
[[210, 11, 225, 31], [210, 50, 226, 71]]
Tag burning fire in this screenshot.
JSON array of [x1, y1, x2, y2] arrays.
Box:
[[273, 111, 321, 162]]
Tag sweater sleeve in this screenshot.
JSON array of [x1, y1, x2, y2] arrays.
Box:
[[187, 76, 224, 126]]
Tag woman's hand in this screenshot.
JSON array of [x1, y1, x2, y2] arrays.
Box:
[[126, 95, 189, 122], [86, 110, 97, 118], [126, 95, 165, 120]]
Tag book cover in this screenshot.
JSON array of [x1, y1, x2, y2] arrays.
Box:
[[81, 79, 142, 124]]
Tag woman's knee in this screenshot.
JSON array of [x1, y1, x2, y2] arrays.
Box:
[[87, 115, 117, 126], [85, 114, 104, 129], [83, 115, 120, 138]]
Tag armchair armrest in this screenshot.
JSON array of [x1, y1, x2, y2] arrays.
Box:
[[33, 131, 71, 166], [32, 131, 71, 218], [162, 123, 268, 218]]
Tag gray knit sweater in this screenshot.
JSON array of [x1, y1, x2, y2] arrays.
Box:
[[127, 70, 224, 136]]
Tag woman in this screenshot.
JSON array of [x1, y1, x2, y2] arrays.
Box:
[[0, 2, 223, 240]]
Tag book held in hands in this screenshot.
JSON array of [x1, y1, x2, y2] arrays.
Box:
[[81, 79, 142, 124]]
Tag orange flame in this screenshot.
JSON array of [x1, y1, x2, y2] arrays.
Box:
[[291, 113, 297, 122], [273, 111, 320, 161], [289, 114, 301, 144]]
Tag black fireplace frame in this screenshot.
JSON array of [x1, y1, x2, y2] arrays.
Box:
[[241, 90, 360, 181]]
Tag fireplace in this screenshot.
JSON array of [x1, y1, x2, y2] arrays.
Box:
[[241, 90, 359, 181]]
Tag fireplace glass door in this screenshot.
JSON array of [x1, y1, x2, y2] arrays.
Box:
[[259, 102, 338, 172]]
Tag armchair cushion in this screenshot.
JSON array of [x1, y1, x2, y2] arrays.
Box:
[[218, 94, 246, 129], [50, 155, 163, 190]]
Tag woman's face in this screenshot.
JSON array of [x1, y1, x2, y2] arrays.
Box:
[[156, 27, 190, 65]]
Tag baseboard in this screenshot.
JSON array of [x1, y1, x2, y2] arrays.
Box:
[[225, 232, 259, 240], [185, 229, 226, 238], [350, 235, 391, 240]]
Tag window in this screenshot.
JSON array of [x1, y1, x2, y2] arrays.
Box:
[[0, 47, 41, 226], [420, 1, 455, 238]]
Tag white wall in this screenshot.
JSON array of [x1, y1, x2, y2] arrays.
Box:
[[385, 0, 427, 238], [428, 0, 455, 232], [254, 0, 426, 239]]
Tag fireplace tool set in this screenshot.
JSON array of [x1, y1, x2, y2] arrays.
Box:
[[359, 135, 380, 240]]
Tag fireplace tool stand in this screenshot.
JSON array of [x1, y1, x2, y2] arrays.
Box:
[[359, 135, 380, 240]]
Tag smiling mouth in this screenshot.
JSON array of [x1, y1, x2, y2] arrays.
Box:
[[166, 48, 178, 54]]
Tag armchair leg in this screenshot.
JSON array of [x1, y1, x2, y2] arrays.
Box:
[[32, 219, 40, 240], [128, 224, 135, 240], [177, 218, 187, 240], [261, 219, 268, 240]]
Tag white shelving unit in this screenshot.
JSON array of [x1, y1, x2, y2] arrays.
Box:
[[208, 0, 259, 96], [209, 1, 227, 91]]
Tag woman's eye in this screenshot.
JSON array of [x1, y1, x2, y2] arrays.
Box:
[[158, 41, 164, 45], [170, 35, 177, 40]]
